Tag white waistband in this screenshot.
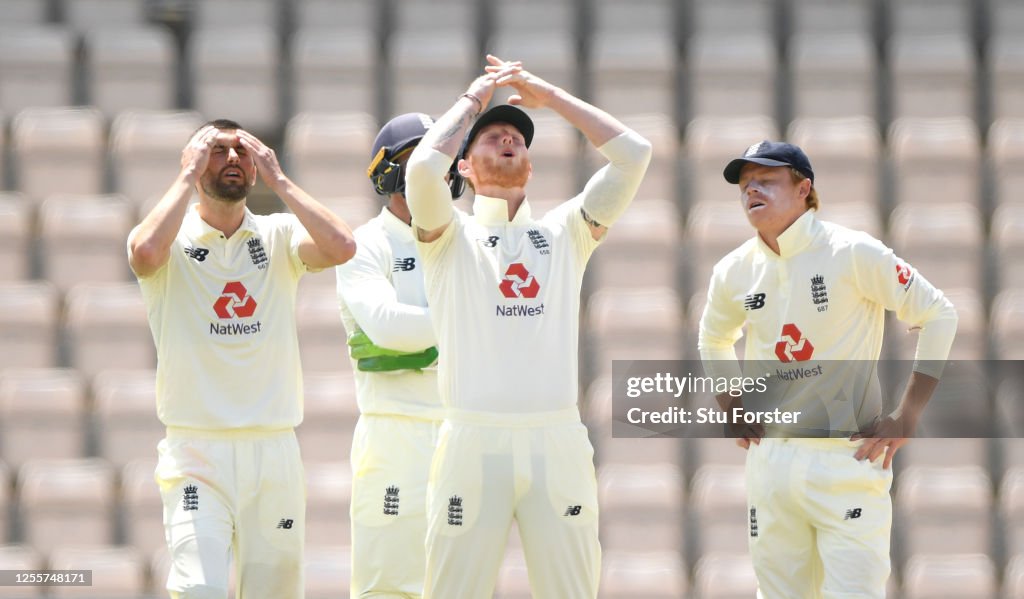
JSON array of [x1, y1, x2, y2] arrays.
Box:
[[165, 426, 294, 440], [445, 406, 581, 428]]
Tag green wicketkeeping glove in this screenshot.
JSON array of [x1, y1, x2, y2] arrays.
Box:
[[357, 346, 439, 372], [347, 330, 439, 372]]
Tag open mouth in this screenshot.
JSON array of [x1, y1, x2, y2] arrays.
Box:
[[501, 149, 515, 158], [748, 200, 766, 212], [222, 168, 244, 181]]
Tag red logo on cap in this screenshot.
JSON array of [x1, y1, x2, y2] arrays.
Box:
[[775, 323, 814, 363], [213, 282, 257, 319], [498, 263, 540, 299]]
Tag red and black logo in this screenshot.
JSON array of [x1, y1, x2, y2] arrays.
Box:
[[213, 282, 257, 319], [498, 263, 540, 299], [896, 261, 915, 290], [775, 323, 814, 362]]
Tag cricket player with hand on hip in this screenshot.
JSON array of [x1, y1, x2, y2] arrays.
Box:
[[404, 55, 651, 598], [336, 112, 455, 598], [698, 140, 958, 598]]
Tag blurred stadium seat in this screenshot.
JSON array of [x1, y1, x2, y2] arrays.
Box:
[[788, 116, 881, 209], [901, 553, 997, 599], [283, 111, 378, 200], [599, 550, 688, 598], [17, 458, 116, 554], [1002, 467, 1024, 560], [889, 202, 984, 293], [389, 33, 477, 117], [64, 282, 154, 380], [0, 460, 8, 543], [84, 27, 177, 118], [0, 281, 60, 370], [692, 552, 759, 599], [12, 107, 106, 203], [291, 28, 376, 116], [790, 0, 874, 36], [92, 369, 163, 467], [0, 27, 75, 114], [0, 545, 43, 599], [110, 110, 205, 207], [0, 368, 86, 469], [305, 544, 351, 599], [189, 27, 280, 136], [687, 33, 777, 120], [689, 465, 750, 557], [120, 458, 163, 558], [889, 0, 975, 37], [295, 285, 351, 374], [993, 204, 1024, 292], [304, 461, 352, 548], [889, 117, 981, 208], [990, 118, 1024, 208], [592, 198, 681, 290], [590, 33, 675, 117], [49, 545, 146, 597], [992, 290, 1024, 360], [990, 34, 1024, 121], [890, 33, 976, 120], [192, 0, 281, 32], [3, 0, 50, 24], [684, 115, 780, 209], [295, 372, 358, 463], [63, 0, 147, 31], [598, 462, 684, 553], [895, 466, 994, 561], [293, 0, 377, 32], [0, 194, 32, 281], [790, 33, 876, 120], [39, 194, 135, 293]]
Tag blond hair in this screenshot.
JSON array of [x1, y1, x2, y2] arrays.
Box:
[[790, 168, 818, 210]]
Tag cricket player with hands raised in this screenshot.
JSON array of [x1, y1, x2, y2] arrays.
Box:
[[404, 55, 651, 598]]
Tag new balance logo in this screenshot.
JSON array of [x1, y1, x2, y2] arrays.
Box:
[[448, 495, 463, 526], [844, 508, 862, 520], [383, 485, 400, 516], [277, 519, 294, 529], [479, 236, 499, 248], [749, 507, 758, 537], [563, 505, 582, 516], [744, 293, 766, 310], [183, 485, 199, 511], [184, 246, 209, 262], [393, 257, 416, 272]]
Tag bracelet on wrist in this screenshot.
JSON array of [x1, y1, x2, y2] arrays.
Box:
[[460, 92, 483, 114]]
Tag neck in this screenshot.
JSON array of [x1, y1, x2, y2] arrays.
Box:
[[475, 185, 526, 220], [387, 195, 413, 226], [197, 195, 247, 238], [758, 231, 782, 255]]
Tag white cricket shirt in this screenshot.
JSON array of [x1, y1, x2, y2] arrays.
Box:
[[131, 205, 311, 430], [336, 206, 442, 420], [417, 194, 599, 413], [699, 210, 958, 435]]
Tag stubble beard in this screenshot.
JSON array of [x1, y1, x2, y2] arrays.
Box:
[[201, 169, 249, 202], [471, 154, 530, 189]]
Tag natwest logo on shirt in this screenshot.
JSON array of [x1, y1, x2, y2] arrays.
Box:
[[213, 282, 257, 319], [896, 260, 915, 290], [775, 323, 814, 362], [210, 282, 263, 336], [498, 263, 540, 299]]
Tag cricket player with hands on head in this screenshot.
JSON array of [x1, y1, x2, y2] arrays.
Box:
[[128, 119, 356, 598], [336, 112, 453, 598], [698, 140, 958, 598], [404, 54, 651, 599]]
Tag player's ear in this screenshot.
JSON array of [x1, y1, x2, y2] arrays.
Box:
[[457, 158, 471, 178]]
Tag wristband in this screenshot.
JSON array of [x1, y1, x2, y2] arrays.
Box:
[[460, 93, 483, 115]]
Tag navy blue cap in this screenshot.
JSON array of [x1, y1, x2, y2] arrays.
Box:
[[723, 140, 815, 184], [371, 113, 434, 160], [460, 105, 534, 159]]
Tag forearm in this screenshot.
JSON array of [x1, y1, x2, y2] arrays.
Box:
[[406, 149, 456, 233], [421, 94, 479, 158], [129, 173, 194, 276], [893, 370, 940, 433], [352, 301, 436, 352], [580, 130, 653, 227], [273, 176, 356, 266]]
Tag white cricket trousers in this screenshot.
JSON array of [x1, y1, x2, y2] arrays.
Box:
[[349, 414, 441, 598], [424, 407, 600, 599], [746, 438, 893, 599], [155, 427, 305, 599]]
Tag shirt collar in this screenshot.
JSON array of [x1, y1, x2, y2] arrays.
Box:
[[182, 203, 259, 240], [472, 194, 532, 226], [378, 205, 415, 240], [757, 209, 819, 258]]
